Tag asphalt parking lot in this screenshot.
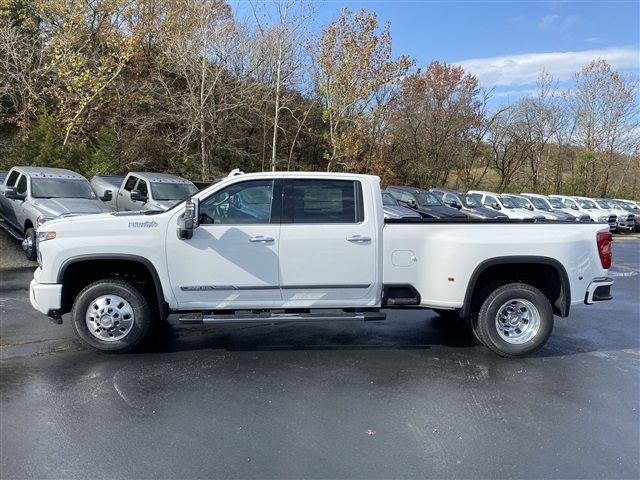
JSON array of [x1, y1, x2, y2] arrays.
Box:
[[1, 229, 639, 479]]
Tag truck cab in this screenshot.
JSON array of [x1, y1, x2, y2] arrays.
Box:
[[0, 167, 112, 260], [92, 172, 198, 212]]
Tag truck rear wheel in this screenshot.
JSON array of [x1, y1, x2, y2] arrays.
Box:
[[473, 283, 553, 357], [71, 279, 151, 353]]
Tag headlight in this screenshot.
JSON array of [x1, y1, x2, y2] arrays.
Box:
[[36, 215, 56, 227], [597, 215, 608, 222], [37, 231, 56, 242]]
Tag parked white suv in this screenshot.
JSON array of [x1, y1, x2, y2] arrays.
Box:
[[468, 191, 543, 220], [592, 198, 635, 232], [549, 195, 616, 231]]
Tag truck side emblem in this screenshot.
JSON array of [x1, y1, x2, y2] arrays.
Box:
[[128, 220, 158, 228]]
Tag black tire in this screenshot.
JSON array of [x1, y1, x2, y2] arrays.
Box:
[[473, 282, 554, 358], [71, 279, 151, 353], [23, 227, 37, 261]]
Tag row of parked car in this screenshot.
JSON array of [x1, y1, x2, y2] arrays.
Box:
[[1, 166, 638, 262], [382, 185, 639, 232]]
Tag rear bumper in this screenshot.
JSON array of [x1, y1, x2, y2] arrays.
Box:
[[29, 278, 63, 322], [584, 277, 613, 304]]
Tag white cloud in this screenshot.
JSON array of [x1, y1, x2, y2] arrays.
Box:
[[538, 14, 560, 29], [456, 46, 640, 86]]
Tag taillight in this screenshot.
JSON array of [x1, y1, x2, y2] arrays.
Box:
[[596, 231, 613, 269]]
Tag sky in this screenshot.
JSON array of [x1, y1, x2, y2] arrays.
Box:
[[233, 0, 640, 104]]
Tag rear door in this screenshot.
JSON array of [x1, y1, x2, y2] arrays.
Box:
[[278, 178, 380, 307]]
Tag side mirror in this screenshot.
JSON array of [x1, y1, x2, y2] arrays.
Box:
[[526, 204, 533, 211], [406, 199, 417, 209], [100, 189, 112, 202], [447, 200, 461, 209], [178, 198, 200, 240], [130, 189, 147, 202], [571, 204, 578, 210], [4, 186, 24, 200], [492, 202, 501, 210]]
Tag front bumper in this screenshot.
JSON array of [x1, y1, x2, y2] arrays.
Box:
[[584, 277, 613, 304], [29, 278, 63, 322]]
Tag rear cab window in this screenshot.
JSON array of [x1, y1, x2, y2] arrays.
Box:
[[283, 179, 364, 224]]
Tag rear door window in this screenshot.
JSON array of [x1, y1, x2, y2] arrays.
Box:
[[6, 170, 20, 187], [124, 176, 138, 191], [484, 195, 497, 207], [284, 179, 363, 224]]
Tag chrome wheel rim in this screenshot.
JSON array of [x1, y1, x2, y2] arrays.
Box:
[[85, 295, 134, 342], [22, 234, 33, 254], [495, 298, 540, 345]]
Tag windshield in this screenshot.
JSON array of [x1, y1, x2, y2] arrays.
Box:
[[415, 192, 443, 207], [31, 178, 96, 199], [508, 196, 530, 209], [498, 196, 517, 208], [547, 197, 564, 209], [596, 199, 615, 209], [576, 199, 597, 209], [529, 197, 552, 210], [150, 182, 198, 201], [460, 194, 482, 208], [382, 193, 399, 206]]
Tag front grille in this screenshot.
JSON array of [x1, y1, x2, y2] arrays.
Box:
[[627, 215, 634, 222], [608, 215, 617, 225]]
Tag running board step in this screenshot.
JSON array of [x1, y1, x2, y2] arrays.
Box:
[[179, 311, 386, 324], [0, 220, 24, 241], [385, 297, 419, 306]]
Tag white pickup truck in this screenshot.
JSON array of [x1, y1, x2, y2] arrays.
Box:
[[29, 172, 614, 357]]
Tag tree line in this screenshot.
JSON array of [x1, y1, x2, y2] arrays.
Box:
[[1, 0, 638, 197]]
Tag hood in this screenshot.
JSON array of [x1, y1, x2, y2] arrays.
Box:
[[383, 205, 422, 219], [462, 206, 509, 219], [515, 208, 544, 220], [416, 205, 467, 219], [146, 200, 179, 211], [32, 198, 113, 217], [537, 210, 568, 220]]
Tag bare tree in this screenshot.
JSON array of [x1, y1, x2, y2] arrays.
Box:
[[252, 0, 312, 171], [156, 0, 263, 180], [488, 108, 532, 191], [567, 59, 639, 196], [0, 18, 47, 126]]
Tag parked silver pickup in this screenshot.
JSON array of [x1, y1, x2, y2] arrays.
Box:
[[0, 167, 112, 260], [91, 172, 198, 212]]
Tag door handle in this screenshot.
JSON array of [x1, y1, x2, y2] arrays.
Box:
[[249, 235, 275, 243], [347, 235, 371, 243]]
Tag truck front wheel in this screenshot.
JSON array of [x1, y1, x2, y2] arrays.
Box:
[[71, 280, 151, 353], [473, 283, 554, 357], [22, 228, 37, 261]]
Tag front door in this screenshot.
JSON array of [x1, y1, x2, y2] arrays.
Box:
[[278, 178, 379, 308], [166, 178, 282, 309]]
